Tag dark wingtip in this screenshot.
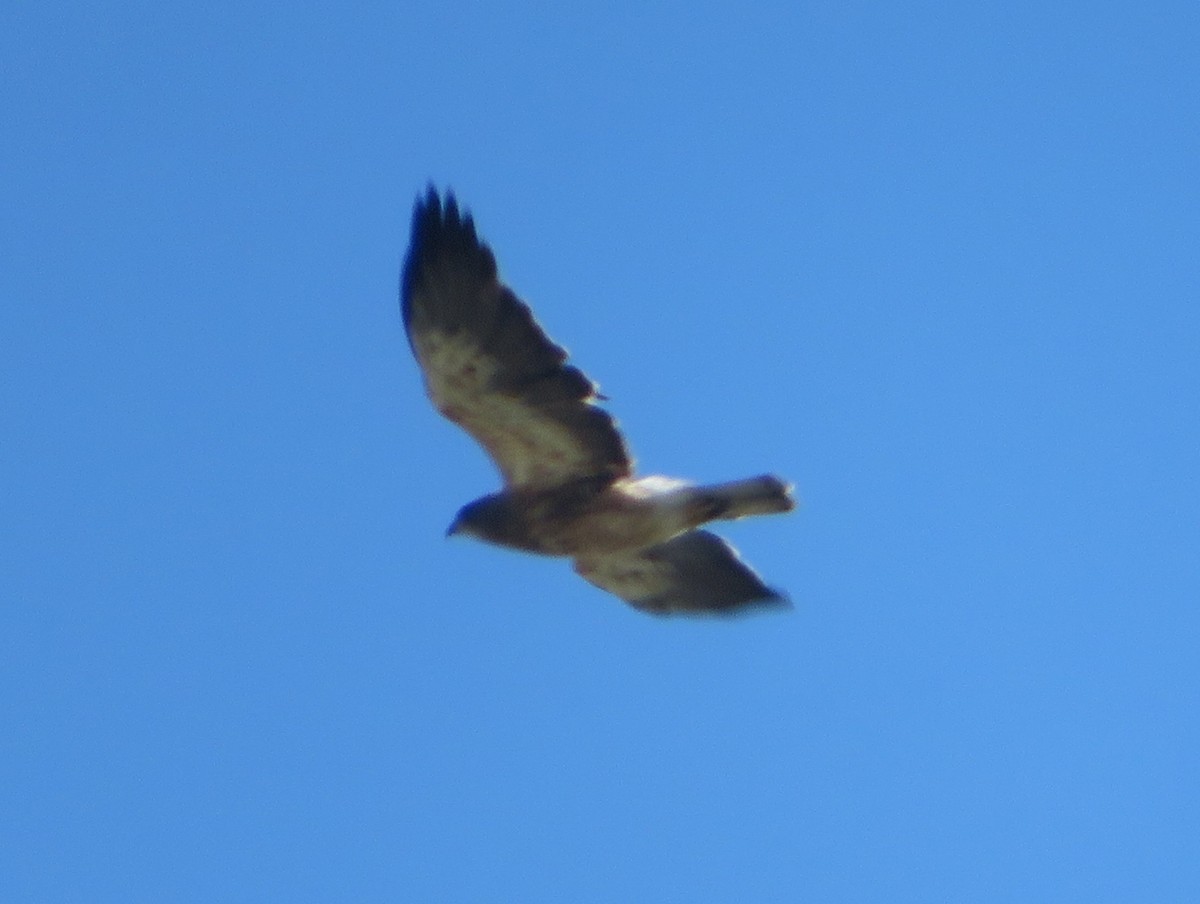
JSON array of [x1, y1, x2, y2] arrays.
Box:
[[402, 185, 491, 325], [412, 184, 442, 235], [709, 588, 792, 618], [749, 587, 793, 613], [402, 187, 442, 308], [412, 185, 474, 239], [409, 185, 456, 253], [442, 190, 460, 228], [638, 585, 793, 619]]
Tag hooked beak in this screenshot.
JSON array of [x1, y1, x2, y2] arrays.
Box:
[[445, 517, 462, 538]]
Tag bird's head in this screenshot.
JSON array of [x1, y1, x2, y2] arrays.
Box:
[[446, 494, 508, 541]]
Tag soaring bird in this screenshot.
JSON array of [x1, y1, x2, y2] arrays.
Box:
[[401, 189, 795, 615]]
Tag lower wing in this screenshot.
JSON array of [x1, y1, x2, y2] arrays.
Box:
[[574, 530, 789, 616]]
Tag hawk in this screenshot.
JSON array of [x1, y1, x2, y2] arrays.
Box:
[[401, 188, 796, 615]]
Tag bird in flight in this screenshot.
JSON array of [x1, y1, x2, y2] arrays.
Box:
[[401, 188, 796, 615]]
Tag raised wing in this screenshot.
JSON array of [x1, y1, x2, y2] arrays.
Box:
[[402, 189, 631, 489], [573, 530, 789, 616]]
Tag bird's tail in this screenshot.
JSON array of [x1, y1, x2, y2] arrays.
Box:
[[692, 475, 796, 522]]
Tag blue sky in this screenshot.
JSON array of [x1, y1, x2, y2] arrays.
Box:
[[3, 0, 1198, 900]]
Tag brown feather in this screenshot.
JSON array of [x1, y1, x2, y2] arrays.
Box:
[[574, 530, 789, 616], [402, 189, 631, 489], [402, 189, 795, 616]]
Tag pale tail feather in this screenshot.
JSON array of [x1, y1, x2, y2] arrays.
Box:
[[700, 475, 796, 520]]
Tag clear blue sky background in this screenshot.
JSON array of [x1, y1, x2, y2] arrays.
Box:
[[3, 1, 1198, 900]]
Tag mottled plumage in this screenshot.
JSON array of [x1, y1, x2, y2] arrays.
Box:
[[401, 188, 795, 616]]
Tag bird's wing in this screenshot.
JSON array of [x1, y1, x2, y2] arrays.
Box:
[[573, 530, 789, 616], [402, 189, 632, 489]]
